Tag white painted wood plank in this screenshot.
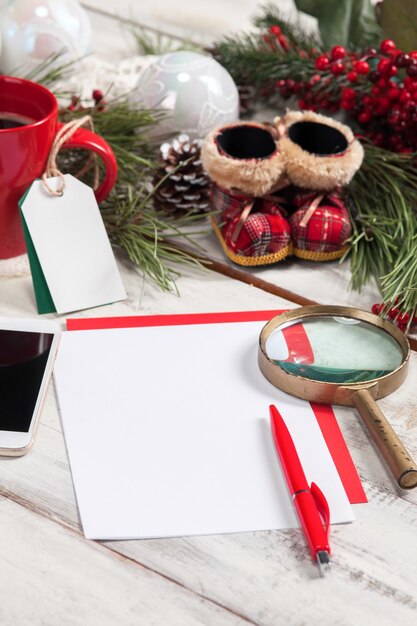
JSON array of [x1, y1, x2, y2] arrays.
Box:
[[82, 0, 309, 46], [1, 263, 417, 626], [0, 496, 249, 626], [0, 253, 292, 323], [1, 390, 417, 626], [196, 228, 383, 311]]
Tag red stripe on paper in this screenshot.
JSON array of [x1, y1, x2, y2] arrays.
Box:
[[66, 310, 284, 330], [311, 403, 367, 503]]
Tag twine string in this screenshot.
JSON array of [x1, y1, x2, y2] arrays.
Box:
[[230, 192, 289, 244], [41, 115, 100, 196], [299, 194, 324, 228]]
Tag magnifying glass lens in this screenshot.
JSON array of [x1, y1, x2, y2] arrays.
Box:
[[266, 316, 403, 384]]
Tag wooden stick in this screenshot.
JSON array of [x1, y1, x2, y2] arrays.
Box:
[[170, 241, 417, 351]]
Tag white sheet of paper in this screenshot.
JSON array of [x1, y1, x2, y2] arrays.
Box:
[[54, 320, 354, 540], [20, 175, 126, 313]]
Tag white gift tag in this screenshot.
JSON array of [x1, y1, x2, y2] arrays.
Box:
[[20, 174, 127, 314]]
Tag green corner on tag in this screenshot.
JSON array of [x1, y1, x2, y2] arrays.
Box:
[[19, 183, 56, 314]]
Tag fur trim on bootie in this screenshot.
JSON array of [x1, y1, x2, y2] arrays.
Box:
[[201, 122, 286, 197], [277, 111, 364, 191]]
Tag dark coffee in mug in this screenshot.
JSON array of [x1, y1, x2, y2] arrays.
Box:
[[0, 112, 35, 130]]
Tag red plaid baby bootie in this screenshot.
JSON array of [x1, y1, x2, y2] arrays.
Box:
[[202, 122, 291, 266], [210, 183, 292, 266], [289, 190, 352, 261]]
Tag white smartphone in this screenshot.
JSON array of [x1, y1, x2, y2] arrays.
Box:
[[0, 317, 60, 456]]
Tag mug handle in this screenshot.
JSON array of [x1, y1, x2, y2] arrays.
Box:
[[57, 122, 118, 203]]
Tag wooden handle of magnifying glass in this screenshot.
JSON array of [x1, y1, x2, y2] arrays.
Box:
[[353, 389, 417, 489]]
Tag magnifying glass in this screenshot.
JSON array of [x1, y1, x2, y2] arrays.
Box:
[[258, 305, 417, 490]]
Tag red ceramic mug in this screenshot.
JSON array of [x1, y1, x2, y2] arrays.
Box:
[[0, 75, 118, 259]]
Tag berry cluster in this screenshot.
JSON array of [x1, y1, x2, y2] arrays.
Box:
[[270, 28, 417, 151], [372, 303, 417, 331], [67, 89, 107, 112]]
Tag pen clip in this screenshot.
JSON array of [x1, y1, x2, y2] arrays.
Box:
[[310, 482, 330, 540]]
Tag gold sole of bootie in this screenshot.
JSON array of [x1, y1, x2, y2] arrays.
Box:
[[212, 218, 293, 266], [293, 244, 349, 261]]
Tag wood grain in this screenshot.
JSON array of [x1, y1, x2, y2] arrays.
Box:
[[1, 266, 417, 626], [1, 6, 417, 625], [169, 239, 417, 350], [0, 496, 251, 626]]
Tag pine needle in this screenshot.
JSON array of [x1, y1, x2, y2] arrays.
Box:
[[346, 144, 417, 319]]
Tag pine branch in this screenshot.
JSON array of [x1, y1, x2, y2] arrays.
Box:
[[212, 32, 317, 99], [253, 5, 322, 50], [346, 144, 417, 318]]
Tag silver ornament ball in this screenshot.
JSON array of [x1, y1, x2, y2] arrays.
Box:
[[131, 51, 240, 140], [0, 0, 91, 76]]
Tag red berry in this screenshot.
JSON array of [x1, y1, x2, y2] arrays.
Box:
[[341, 99, 354, 110], [387, 86, 400, 100], [373, 132, 386, 146], [358, 110, 372, 124], [307, 74, 321, 87], [372, 304, 383, 315], [92, 89, 104, 101], [407, 61, 417, 77], [298, 99, 307, 109], [380, 39, 396, 55], [278, 34, 290, 50], [354, 60, 370, 74], [342, 87, 356, 100], [330, 61, 345, 75], [396, 53, 410, 67], [387, 109, 401, 124], [409, 51, 417, 60], [377, 78, 388, 89], [388, 307, 400, 320], [399, 90, 412, 103], [377, 58, 392, 75], [315, 54, 330, 70], [375, 97, 390, 114], [331, 45, 346, 61], [317, 98, 330, 109], [347, 71, 358, 83], [269, 25, 281, 35]]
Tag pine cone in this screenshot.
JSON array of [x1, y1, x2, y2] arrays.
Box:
[[153, 134, 211, 217]]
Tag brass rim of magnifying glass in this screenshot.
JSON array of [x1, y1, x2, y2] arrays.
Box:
[[258, 305, 410, 406]]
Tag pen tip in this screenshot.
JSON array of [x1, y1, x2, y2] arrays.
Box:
[[316, 551, 331, 577]]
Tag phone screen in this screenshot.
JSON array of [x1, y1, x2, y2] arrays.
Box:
[[0, 330, 54, 432]]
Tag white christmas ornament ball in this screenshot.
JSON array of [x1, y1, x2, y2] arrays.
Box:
[[131, 51, 240, 139], [0, 0, 91, 76]]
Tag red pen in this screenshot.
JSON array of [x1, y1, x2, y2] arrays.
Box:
[[269, 404, 331, 575]]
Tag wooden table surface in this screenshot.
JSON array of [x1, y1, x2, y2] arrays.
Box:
[[1, 4, 417, 625]]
